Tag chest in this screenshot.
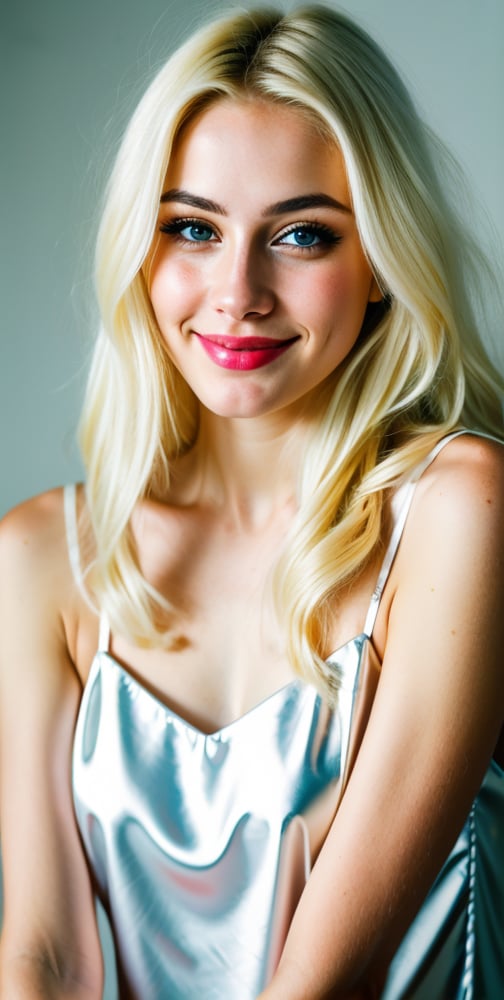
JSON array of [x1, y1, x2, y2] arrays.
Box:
[[73, 503, 386, 734], [72, 631, 377, 998]]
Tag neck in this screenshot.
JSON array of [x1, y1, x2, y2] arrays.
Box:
[[172, 407, 311, 529]]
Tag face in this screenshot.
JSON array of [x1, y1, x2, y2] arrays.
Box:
[[148, 99, 380, 423]]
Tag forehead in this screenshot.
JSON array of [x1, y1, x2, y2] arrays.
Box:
[[165, 98, 350, 206]]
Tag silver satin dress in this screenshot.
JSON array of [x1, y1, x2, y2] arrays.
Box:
[[69, 434, 504, 999]]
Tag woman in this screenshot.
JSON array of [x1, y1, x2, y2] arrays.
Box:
[[0, 6, 503, 998]]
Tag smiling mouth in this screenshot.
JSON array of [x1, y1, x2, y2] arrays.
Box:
[[194, 333, 299, 370]]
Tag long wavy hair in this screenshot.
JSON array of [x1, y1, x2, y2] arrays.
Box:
[[79, 4, 503, 699]]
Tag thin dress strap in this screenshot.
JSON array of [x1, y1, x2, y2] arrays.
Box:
[[363, 429, 469, 637], [98, 613, 111, 653], [63, 483, 110, 653]]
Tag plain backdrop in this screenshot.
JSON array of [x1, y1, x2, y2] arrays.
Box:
[[1, 0, 503, 518], [0, 0, 503, 994]]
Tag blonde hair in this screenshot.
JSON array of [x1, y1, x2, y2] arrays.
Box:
[[80, 4, 503, 698]]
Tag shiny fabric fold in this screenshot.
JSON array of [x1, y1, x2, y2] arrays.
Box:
[[72, 642, 504, 999]]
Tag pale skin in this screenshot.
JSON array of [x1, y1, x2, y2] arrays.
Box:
[[0, 99, 503, 1000]]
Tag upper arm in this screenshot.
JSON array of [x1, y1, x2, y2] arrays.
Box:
[[380, 433, 504, 795], [0, 493, 103, 996], [335, 436, 504, 942], [271, 436, 504, 997]]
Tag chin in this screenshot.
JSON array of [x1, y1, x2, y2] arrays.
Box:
[[197, 385, 284, 421]]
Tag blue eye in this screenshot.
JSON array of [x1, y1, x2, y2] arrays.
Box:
[[282, 228, 321, 247], [159, 219, 216, 242], [276, 223, 341, 249], [181, 222, 214, 242]]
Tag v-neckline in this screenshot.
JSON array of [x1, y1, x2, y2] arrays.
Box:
[[87, 633, 370, 740]]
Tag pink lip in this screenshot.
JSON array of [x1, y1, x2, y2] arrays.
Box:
[[194, 333, 298, 371]]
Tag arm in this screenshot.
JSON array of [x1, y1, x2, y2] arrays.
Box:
[[259, 435, 504, 1000], [0, 492, 103, 999]]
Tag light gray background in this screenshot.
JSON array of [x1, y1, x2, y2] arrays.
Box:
[[1, 0, 503, 518], [0, 0, 502, 994]]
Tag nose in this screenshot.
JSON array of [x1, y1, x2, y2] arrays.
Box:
[[210, 242, 275, 321]]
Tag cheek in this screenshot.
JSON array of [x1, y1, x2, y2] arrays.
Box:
[[295, 266, 366, 331], [149, 258, 200, 326]]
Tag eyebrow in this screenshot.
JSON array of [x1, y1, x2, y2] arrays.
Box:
[[159, 188, 352, 216], [160, 189, 224, 213], [264, 194, 351, 216]]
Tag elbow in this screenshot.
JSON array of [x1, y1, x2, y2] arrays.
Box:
[[0, 939, 102, 1000]]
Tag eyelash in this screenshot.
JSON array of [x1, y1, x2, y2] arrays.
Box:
[[274, 222, 343, 250], [158, 217, 343, 251], [159, 218, 217, 243]]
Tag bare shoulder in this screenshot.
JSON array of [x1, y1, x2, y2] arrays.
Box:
[[0, 486, 67, 551], [0, 486, 73, 595], [404, 432, 504, 551], [386, 432, 504, 701], [427, 431, 504, 491], [386, 431, 504, 693], [0, 486, 81, 672]]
